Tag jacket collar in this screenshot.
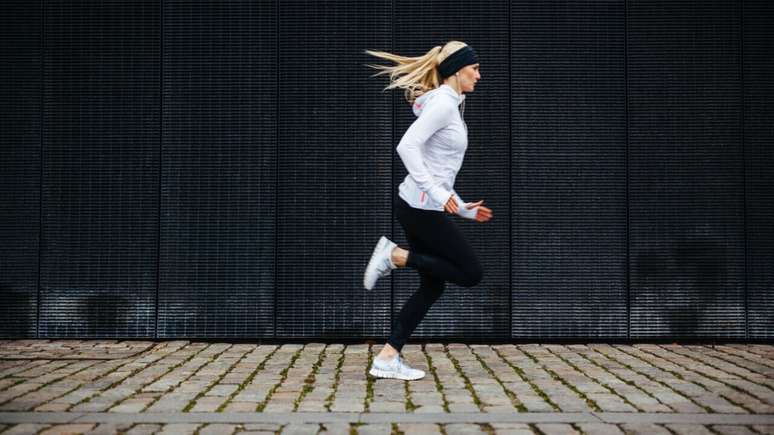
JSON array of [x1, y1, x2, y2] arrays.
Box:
[[439, 83, 466, 105]]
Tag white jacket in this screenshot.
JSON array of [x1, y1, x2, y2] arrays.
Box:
[[397, 83, 477, 219]]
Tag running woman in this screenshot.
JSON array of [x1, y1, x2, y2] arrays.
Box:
[[362, 41, 493, 380]]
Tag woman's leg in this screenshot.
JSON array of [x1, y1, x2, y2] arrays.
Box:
[[385, 231, 446, 354], [378, 196, 483, 357], [394, 196, 483, 288]]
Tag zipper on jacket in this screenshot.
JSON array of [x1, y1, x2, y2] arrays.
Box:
[[459, 99, 468, 133]]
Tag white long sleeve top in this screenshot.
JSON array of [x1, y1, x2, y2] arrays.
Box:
[[396, 83, 477, 219]]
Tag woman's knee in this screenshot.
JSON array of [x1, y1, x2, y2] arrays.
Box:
[[420, 276, 446, 299], [458, 262, 483, 288]]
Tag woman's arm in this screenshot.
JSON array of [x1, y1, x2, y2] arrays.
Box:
[[451, 190, 477, 219], [396, 99, 455, 206], [451, 189, 493, 222]]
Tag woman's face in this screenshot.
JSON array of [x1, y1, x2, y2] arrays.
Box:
[[458, 63, 480, 93]]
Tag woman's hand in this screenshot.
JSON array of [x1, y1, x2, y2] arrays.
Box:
[[465, 200, 493, 222], [443, 195, 460, 214], [445, 196, 493, 222]]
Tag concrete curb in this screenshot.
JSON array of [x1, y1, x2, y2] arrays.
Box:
[[1, 412, 773, 425]]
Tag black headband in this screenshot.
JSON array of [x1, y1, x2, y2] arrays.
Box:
[[437, 45, 479, 79]]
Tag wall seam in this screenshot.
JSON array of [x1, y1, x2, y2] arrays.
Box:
[[624, 0, 631, 339], [508, 0, 512, 340], [155, 0, 163, 339], [390, 0, 395, 345], [37, 0, 45, 339], [274, 0, 279, 340], [740, 0, 748, 341]]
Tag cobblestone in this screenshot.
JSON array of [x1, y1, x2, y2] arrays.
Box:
[[0, 340, 771, 434]]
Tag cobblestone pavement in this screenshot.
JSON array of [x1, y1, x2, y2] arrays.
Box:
[[0, 340, 772, 434]]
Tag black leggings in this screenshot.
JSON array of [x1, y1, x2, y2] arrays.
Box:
[[387, 195, 483, 352]]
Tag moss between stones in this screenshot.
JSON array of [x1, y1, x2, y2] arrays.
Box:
[[490, 346, 560, 412], [423, 344, 451, 413], [592, 346, 713, 413], [520, 346, 600, 412], [256, 345, 305, 412], [444, 344, 483, 410], [364, 344, 375, 412], [324, 347, 345, 412], [217, 345, 280, 413], [469, 346, 528, 412], [293, 344, 327, 411], [181, 344, 238, 413]]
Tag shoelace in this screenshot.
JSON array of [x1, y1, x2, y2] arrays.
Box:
[[394, 355, 414, 374], [377, 253, 393, 275], [375, 354, 414, 374]]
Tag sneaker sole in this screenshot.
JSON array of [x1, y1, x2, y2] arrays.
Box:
[[363, 236, 390, 290], [368, 366, 425, 381]]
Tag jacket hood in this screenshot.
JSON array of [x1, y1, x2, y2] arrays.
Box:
[[412, 84, 466, 117]]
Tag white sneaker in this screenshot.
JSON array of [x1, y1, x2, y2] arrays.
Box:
[[363, 236, 397, 290], [369, 354, 426, 380]]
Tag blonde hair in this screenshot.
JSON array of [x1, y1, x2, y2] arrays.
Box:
[[364, 41, 468, 104]]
